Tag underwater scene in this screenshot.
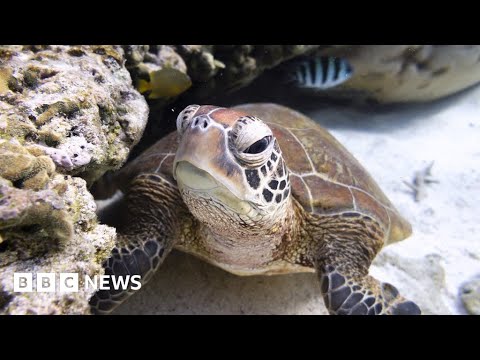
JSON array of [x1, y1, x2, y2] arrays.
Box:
[[0, 45, 479, 315]]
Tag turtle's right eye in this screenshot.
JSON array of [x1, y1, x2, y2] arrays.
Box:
[[177, 104, 200, 135], [231, 116, 274, 167], [244, 136, 272, 154]]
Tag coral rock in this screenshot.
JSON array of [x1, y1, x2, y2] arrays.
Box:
[[0, 45, 149, 314], [0, 45, 149, 184], [0, 175, 115, 314], [123, 45, 320, 102], [316, 45, 480, 103]]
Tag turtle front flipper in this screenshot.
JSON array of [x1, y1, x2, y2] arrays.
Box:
[[90, 173, 189, 314], [316, 264, 421, 315], [312, 214, 421, 315]]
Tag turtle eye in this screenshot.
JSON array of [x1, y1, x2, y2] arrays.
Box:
[[244, 136, 272, 154], [231, 115, 274, 167]]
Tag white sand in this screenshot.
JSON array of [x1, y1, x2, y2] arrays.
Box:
[[114, 85, 480, 315]]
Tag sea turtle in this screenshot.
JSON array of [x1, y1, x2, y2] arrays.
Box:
[[90, 103, 421, 315]]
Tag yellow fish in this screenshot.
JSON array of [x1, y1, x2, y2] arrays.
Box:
[[137, 68, 192, 100]]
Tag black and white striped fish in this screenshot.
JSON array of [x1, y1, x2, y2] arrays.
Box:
[[286, 56, 354, 90]]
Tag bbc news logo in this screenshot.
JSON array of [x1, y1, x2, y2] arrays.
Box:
[[13, 273, 142, 293]]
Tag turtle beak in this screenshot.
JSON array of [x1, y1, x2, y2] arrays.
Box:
[[173, 122, 221, 181], [174, 161, 219, 191]]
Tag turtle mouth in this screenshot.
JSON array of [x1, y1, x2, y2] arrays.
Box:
[[175, 161, 220, 191], [174, 161, 253, 215]]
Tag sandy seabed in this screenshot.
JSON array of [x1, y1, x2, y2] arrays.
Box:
[[115, 85, 480, 315]]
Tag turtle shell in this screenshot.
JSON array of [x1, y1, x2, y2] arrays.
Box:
[[233, 103, 411, 244], [117, 103, 411, 244]]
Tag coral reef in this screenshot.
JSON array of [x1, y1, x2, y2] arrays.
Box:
[[0, 173, 116, 314], [0, 45, 149, 183], [123, 45, 320, 101], [123, 45, 480, 105], [0, 45, 148, 314]]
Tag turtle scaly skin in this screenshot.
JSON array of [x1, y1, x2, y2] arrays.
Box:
[[90, 103, 420, 315]]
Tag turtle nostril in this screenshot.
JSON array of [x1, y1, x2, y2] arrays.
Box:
[[191, 116, 210, 130]]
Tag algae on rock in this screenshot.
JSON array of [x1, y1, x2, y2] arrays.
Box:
[[0, 175, 116, 314], [0, 45, 149, 314], [0, 45, 149, 184]]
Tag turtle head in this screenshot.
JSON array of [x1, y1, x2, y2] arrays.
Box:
[[173, 105, 291, 233]]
